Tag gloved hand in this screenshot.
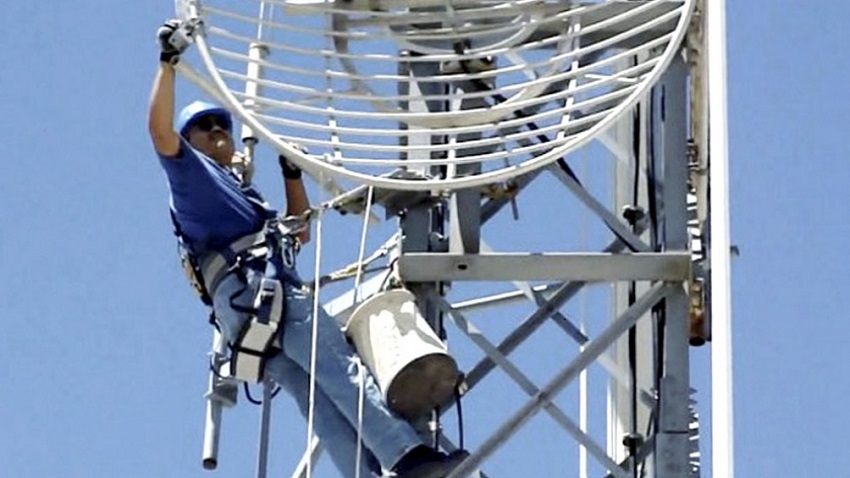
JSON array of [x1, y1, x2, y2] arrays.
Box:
[[278, 155, 302, 180], [157, 19, 183, 64]]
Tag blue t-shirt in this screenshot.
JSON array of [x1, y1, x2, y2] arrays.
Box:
[[159, 140, 273, 254]]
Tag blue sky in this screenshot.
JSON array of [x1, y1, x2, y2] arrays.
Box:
[[1, 1, 848, 477]]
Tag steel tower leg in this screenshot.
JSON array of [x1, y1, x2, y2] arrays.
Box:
[[653, 53, 692, 478]]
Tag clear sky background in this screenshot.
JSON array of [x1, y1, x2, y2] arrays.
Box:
[[1, 1, 848, 477]]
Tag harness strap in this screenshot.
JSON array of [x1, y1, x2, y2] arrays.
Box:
[[169, 168, 314, 383], [198, 216, 304, 295], [170, 208, 214, 306], [199, 231, 269, 295], [197, 223, 293, 383], [203, 219, 306, 383], [230, 277, 284, 383]]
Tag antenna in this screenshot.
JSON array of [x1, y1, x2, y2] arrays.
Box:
[[173, 0, 733, 476]]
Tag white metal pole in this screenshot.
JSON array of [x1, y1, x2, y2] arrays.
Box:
[[256, 379, 274, 478], [202, 330, 231, 469], [706, 0, 735, 476], [241, 42, 269, 146], [202, 377, 223, 470]]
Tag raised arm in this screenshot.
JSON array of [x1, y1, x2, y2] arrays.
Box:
[[148, 21, 183, 158], [279, 156, 311, 244], [148, 63, 181, 157]]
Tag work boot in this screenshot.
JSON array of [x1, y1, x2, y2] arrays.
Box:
[[392, 445, 470, 478]]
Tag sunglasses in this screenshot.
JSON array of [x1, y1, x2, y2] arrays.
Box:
[[192, 115, 232, 133]]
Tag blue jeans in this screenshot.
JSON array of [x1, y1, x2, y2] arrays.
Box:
[[211, 250, 422, 478]]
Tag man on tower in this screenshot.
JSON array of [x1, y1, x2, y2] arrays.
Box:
[[148, 19, 467, 478]]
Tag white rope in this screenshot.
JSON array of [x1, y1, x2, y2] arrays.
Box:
[[316, 231, 399, 287], [307, 9, 335, 478], [306, 188, 326, 478], [351, 185, 375, 478], [353, 186, 376, 297], [355, 357, 366, 478]]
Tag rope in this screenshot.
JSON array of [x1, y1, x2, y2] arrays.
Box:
[[353, 186, 376, 297], [355, 357, 366, 478], [301, 203, 397, 288], [352, 185, 375, 478], [306, 10, 337, 477], [305, 190, 326, 478]]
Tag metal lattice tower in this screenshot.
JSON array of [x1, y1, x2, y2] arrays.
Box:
[[173, 0, 734, 477]]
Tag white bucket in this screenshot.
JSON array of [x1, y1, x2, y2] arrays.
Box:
[[344, 289, 459, 418]]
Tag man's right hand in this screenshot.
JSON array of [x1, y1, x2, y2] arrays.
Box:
[[157, 19, 183, 64]]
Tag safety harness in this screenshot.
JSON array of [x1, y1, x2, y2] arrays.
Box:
[[170, 174, 298, 384]]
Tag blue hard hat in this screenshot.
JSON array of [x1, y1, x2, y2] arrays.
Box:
[[177, 101, 233, 138]]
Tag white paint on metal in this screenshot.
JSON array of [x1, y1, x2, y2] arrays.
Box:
[[706, 0, 735, 476]]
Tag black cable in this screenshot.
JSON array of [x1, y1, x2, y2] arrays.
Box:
[[209, 358, 227, 380], [646, 99, 660, 250], [627, 304, 638, 478], [627, 104, 642, 478], [645, 89, 666, 478], [208, 360, 282, 405], [628, 119, 640, 478], [454, 382, 465, 450], [645, 92, 665, 414], [243, 382, 282, 405], [377, 257, 400, 292], [654, 303, 666, 409], [632, 105, 642, 208], [244, 382, 263, 405], [638, 408, 656, 478]]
